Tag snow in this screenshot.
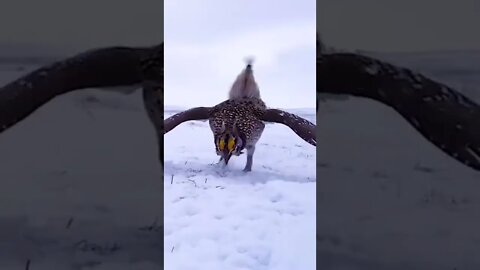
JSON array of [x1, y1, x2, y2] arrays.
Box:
[[0, 60, 316, 269], [1, 49, 480, 269], [164, 107, 316, 270]]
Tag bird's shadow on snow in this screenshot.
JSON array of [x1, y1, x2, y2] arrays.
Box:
[[164, 160, 315, 184]]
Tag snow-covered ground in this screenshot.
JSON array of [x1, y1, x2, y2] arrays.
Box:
[[0, 61, 316, 270], [163, 107, 316, 270], [2, 49, 480, 269], [318, 51, 480, 270]]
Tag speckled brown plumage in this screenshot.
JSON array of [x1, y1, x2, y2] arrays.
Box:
[[209, 97, 266, 147], [164, 61, 317, 171]]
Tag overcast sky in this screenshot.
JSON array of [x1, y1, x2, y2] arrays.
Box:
[[164, 0, 316, 109], [320, 0, 480, 52]]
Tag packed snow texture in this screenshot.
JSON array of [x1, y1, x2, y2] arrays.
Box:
[[0, 61, 316, 270], [2, 50, 480, 269], [164, 107, 316, 270]]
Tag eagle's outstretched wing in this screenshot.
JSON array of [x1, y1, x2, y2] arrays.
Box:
[[164, 107, 213, 134], [261, 109, 316, 146], [318, 52, 480, 171], [0, 43, 163, 134]]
